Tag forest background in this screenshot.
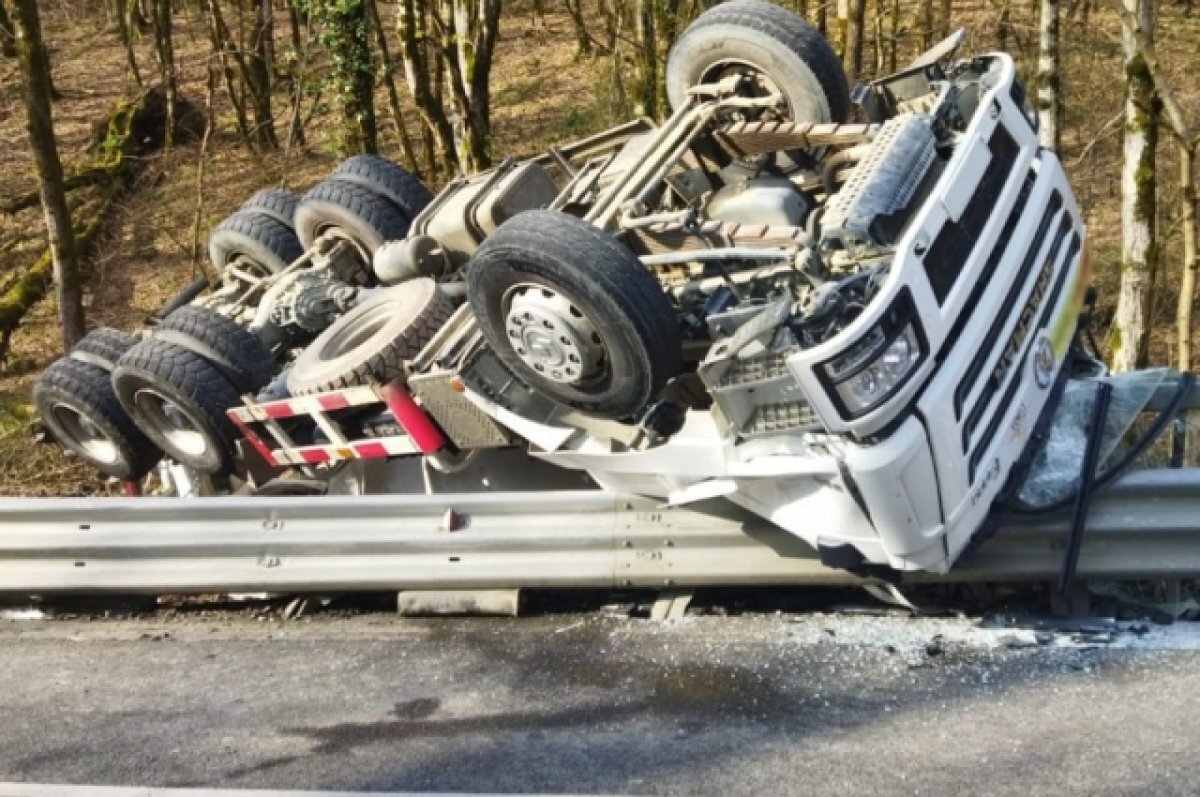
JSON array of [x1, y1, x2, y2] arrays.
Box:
[[0, 0, 1193, 493]]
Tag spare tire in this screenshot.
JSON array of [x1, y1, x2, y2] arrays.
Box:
[[208, 209, 304, 277], [294, 178, 413, 260], [332, 155, 433, 220], [112, 338, 244, 474], [466, 210, 681, 420], [286, 278, 453, 395], [34, 357, 162, 481], [68, 327, 140, 372], [665, 0, 850, 124], [241, 187, 301, 229]]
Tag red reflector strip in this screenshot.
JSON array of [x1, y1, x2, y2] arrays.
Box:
[[353, 441, 389, 459], [298, 448, 332, 464], [380, 381, 447, 454], [318, 393, 351, 411], [263, 402, 296, 419]]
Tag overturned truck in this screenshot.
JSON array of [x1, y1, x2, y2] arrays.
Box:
[[32, 2, 1196, 581]]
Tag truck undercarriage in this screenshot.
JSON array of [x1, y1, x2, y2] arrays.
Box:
[[24, 2, 1200, 595]]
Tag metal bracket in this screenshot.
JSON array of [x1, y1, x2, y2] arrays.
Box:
[[650, 589, 694, 621]]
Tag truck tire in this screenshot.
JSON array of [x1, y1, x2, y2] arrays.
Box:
[[154, 305, 276, 393], [294, 178, 413, 259], [666, 0, 850, 124], [34, 357, 162, 481], [286, 278, 453, 395], [208, 209, 304, 277], [466, 210, 682, 420], [241, 187, 300, 229], [68, 327, 139, 372], [332, 155, 433, 220], [112, 338, 244, 474]]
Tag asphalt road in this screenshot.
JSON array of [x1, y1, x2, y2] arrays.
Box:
[[1, 610, 1199, 795]]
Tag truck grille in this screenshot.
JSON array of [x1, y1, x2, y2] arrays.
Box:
[[955, 189, 1064, 421], [957, 193, 1081, 483], [923, 125, 1020, 304]]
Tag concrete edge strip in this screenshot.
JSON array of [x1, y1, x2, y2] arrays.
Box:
[[0, 785, 598, 797]]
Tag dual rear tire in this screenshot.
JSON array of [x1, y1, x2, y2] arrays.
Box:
[[35, 328, 163, 482], [111, 306, 276, 474], [210, 156, 433, 283]]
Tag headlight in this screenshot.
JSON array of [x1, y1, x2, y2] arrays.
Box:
[[819, 290, 926, 418]]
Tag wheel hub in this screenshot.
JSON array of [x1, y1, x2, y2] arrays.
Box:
[[133, 389, 209, 458], [316, 224, 372, 274], [505, 286, 604, 385], [703, 59, 789, 121], [52, 403, 118, 464]]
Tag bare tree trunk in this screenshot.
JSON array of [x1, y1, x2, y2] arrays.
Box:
[[605, 0, 630, 117], [192, 63, 218, 268], [1035, 0, 1060, 151], [206, 0, 253, 147], [844, 0, 863, 81], [652, 0, 682, 107], [262, 0, 275, 78], [872, 0, 883, 73], [8, 0, 85, 350], [151, 0, 179, 148], [458, 0, 502, 169], [246, 0, 278, 148], [920, 0, 933, 49], [563, 0, 593, 58], [208, 0, 279, 150], [428, 0, 501, 171], [599, 0, 620, 51], [1113, 0, 1157, 372], [364, 0, 421, 174], [283, 0, 307, 147], [113, 0, 144, 84], [997, 0, 1011, 51], [1, 0, 19, 57], [1110, 0, 1197, 371], [1178, 144, 1197, 371], [939, 0, 951, 37], [887, 0, 898, 70], [130, 0, 150, 32], [835, 0, 849, 61], [397, 0, 459, 174], [632, 0, 658, 118]]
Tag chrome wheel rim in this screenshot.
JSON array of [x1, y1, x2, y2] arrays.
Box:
[[503, 284, 606, 386], [51, 403, 118, 464], [133, 388, 209, 458]]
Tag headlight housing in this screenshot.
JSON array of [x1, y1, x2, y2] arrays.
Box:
[[818, 289, 927, 419]]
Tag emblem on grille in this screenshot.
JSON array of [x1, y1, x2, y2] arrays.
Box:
[[1032, 335, 1055, 389]]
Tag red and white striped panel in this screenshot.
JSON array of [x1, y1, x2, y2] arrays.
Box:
[[228, 409, 424, 467], [227, 385, 383, 424], [227, 380, 448, 467], [268, 436, 423, 466]]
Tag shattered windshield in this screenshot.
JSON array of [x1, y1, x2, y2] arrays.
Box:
[[1018, 369, 1180, 507]]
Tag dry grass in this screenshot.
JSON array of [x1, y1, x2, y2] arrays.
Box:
[[1, 0, 1198, 494]]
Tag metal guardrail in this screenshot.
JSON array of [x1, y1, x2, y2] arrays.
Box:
[[0, 469, 1196, 595]]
